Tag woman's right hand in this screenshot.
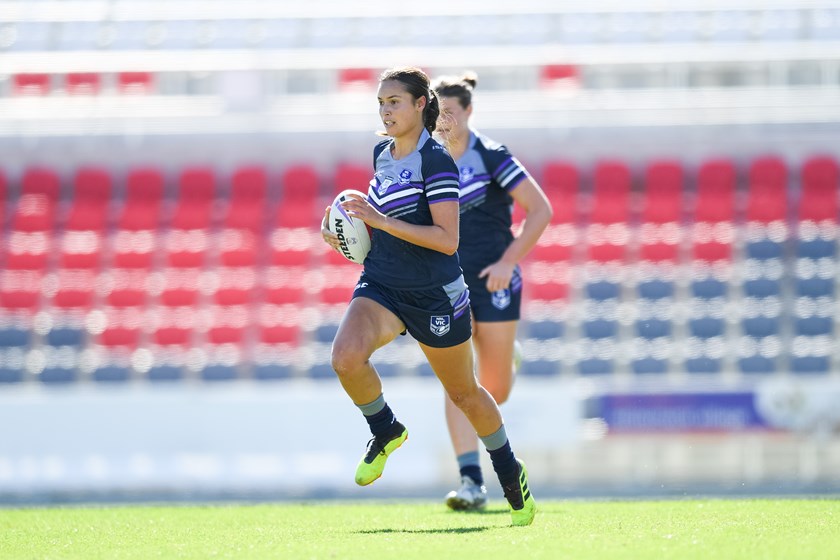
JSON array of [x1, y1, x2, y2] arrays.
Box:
[[321, 205, 341, 253]]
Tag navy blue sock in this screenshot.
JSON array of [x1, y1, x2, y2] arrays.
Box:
[[460, 464, 484, 485], [357, 394, 397, 439], [486, 441, 518, 486], [364, 404, 396, 438], [480, 426, 518, 487], [457, 451, 483, 485]]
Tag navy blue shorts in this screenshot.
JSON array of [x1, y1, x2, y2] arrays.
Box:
[[352, 273, 472, 348], [463, 266, 522, 322]]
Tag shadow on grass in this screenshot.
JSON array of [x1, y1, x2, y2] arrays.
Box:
[[357, 527, 489, 535]]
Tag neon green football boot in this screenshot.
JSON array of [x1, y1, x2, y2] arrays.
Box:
[[354, 422, 408, 486], [503, 459, 536, 526]]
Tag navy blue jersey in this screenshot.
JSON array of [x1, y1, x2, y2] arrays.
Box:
[[363, 129, 463, 290], [456, 131, 529, 275]]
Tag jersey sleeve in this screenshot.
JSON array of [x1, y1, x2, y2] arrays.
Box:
[[422, 146, 461, 205], [484, 144, 529, 192], [373, 139, 390, 168]]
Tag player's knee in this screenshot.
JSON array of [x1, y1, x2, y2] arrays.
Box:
[[330, 341, 368, 378]]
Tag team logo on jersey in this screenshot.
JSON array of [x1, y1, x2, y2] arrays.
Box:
[[459, 166, 475, 183], [377, 177, 393, 196], [398, 169, 412, 185], [430, 315, 451, 336], [491, 289, 511, 310]]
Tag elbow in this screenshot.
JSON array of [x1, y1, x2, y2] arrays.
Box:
[[441, 241, 459, 256]]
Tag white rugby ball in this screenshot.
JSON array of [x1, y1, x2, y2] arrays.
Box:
[[328, 189, 372, 264]]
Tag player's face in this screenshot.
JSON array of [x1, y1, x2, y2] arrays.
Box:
[[436, 96, 470, 138], [377, 79, 425, 139]]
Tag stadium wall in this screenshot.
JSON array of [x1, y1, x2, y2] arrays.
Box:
[[2, 376, 839, 503]]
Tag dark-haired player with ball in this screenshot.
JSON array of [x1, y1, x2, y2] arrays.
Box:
[[433, 72, 553, 511], [321, 66, 536, 526]]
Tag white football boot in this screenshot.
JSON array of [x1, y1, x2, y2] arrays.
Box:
[[445, 475, 488, 511]]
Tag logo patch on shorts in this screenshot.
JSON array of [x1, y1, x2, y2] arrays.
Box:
[[491, 289, 511, 310], [430, 315, 451, 336]]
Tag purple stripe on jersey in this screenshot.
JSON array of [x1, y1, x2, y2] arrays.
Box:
[[378, 193, 422, 213], [428, 195, 459, 204], [492, 156, 515, 176], [460, 185, 489, 204], [427, 171, 460, 182]]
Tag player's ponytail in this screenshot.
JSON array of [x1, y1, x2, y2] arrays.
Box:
[[431, 70, 478, 110], [424, 89, 440, 134]]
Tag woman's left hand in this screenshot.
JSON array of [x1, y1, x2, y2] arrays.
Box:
[[478, 260, 516, 293], [340, 193, 388, 230]]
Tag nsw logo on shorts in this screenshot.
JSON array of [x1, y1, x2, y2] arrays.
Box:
[[491, 289, 511, 310], [430, 315, 451, 336]]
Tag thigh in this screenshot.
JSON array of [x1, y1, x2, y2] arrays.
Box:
[[419, 339, 477, 394], [333, 296, 406, 357], [473, 319, 518, 384]]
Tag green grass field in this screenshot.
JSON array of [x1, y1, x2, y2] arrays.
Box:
[[2, 499, 838, 559]]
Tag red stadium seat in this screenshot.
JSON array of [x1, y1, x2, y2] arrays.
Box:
[[525, 161, 580, 262], [59, 168, 111, 268], [97, 307, 144, 349], [222, 166, 268, 231], [22, 167, 61, 199], [801, 155, 840, 190], [118, 72, 154, 94], [316, 264, 360, 305], [0, 270, 44, 312], [523, 261, 570, 303], [13, 73, 50, 96], [3, 230, 52, 270], [693, 158, 736, 222], [332, 162, 371, 197], [109, 230, 159, 269], [281, 164, 320, 201], [117, 167, 164, 231], [586, 160, 632, 262], [746, 156, 787, 223], [205, 305, 250, 345], [99, 269, 151, 308], [217, 228, 262, 267], [268, 227, 316, 266], [169, 167, 216, 230], [689, 159, 738, 263], [65, 72, 101, 95], [799, 156, 839, 222], [163, 229, 210, 268], [149, 307, 195, 347], [262, 267, 307, 305], [540, 64, 580, 89], [157, 268, 202, 307], [209, 267, 257, 306], [338, 67, 377, 91], [276, 164, 322, 228], [11, 168, 61, 233], [638, 160, 685, 263], [50, 268, 97, 310], [256, 305, 300, 345]]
